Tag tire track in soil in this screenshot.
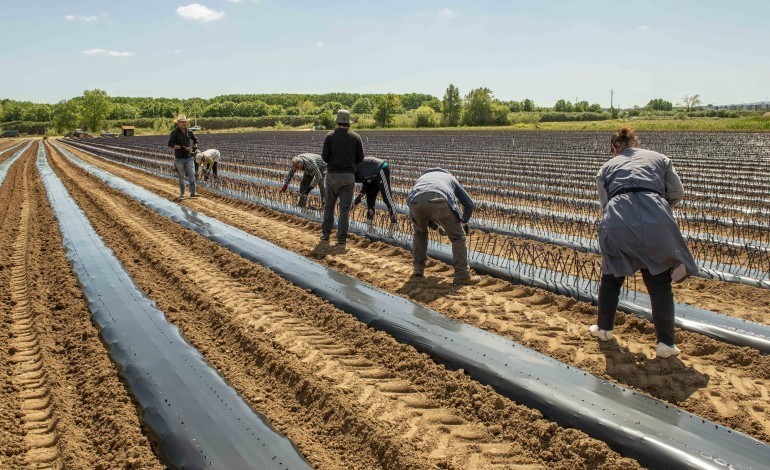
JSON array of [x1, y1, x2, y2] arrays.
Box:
[[0, 145, 164, 469], [50, 145, 639, 468], [58, 144, 770, 445]]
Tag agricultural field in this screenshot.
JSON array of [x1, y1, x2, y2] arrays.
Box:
[[1, 130, 769, 469]]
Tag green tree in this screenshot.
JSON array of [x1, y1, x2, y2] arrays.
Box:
[[52, 99, 82, 134], [588, 103, 603, 113], [413, 105, 437, 127], [2, 101, 23, 121], [521, 99, 535, 112], [553, 99, 575, 112], [645, 98, 673, 111], [681, 94, 701, 112], [351, 97, 374, 114], [22, 103, 53, 121], [317, 110, 336, 129], [373, 94, 401, 127], [508, 100, 522, 112], [80, 89, 113, 131], [441, 84, 462, 126], [490, 102, 510, 125], [462, 87, 494, 126], [421, 98, 442, 112], [109, 103, 140, 120]]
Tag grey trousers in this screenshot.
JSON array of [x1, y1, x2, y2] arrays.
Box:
[[174, 158, 196, 196], [409, 192, 470, 281], [298, 170, 326, 208], [322, 172, 355, 241]]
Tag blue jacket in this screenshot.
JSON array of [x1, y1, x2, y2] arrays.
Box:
[[407, 168, 475, 222]]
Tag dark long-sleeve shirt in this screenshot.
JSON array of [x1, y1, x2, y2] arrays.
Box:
[[283, 153, 327, 187], [354, 156, 386, 183], [168, 127, 198, 159], [407, 168, 475, 223], [321, 127, 364, 173]]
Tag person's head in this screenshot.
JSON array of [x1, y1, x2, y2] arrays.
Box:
[[335, 109, 351, 128], [176, 114, 188, 129], [291, 156, 304, 170], [610, 127, 639, 156], [195, 152, 203, 164]]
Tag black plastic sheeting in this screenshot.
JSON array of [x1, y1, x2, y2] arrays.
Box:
[[62, 139, 770, 287], [38, 144, 310, 469], [56, 141, 770, 354], [54, 142, 770, 469], [0, 140, 33, 187]]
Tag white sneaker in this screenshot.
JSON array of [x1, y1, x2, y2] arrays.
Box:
[[672, 263, 689, 283], [588, 324, 614, 341], [656, 342, 681, 358]]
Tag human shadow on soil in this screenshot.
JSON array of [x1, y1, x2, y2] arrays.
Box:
[[396, 275, 462, 304], [597, 339, 710, 403]]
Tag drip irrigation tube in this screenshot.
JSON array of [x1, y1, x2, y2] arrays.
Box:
[[38, 143, 310, 469], [0, 140, 34, 187], [51, 141, 770, 469], [55, 141, 770, 354]]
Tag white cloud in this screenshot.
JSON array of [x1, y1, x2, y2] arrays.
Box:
[[176, 4, 225, 22], [173, 49, 181, 54], [82, 48, 135, 57], [316, 41, 324, 47], [224, 0, 242, 2], [637, 25, 649, 30], [437, 8, 455, 19], [65, 14, 99, 22]]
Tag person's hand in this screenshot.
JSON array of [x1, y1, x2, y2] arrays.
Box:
[[280, 184, 288, 193], [462, 223, 470, 236], [180, 146, 190, 154], [354, 194, 363, 205]]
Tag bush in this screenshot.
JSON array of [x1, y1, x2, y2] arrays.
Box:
[[413, 106, 437, 127], [539, 112, 610, 122]]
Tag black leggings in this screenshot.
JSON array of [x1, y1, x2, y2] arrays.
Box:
[[361, 165, 395, 215], [598, 269, 675, 346]]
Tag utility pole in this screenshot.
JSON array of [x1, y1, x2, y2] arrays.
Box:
[[610, 89, 614, 117]]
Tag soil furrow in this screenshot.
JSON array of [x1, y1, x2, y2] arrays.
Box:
[[57, 142, 770, 445], [0, 145, 163, 469], [49, 143, 638, 468]]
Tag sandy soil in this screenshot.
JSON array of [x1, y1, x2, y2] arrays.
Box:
[[48, 142, 640, 468], [56, 142, 770, 446], [0, 144, 163, 469]]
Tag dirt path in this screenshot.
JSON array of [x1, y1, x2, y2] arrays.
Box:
[[57, 143, 770, 445], [49, 145, 639, 468], [0, 144, 163, 469]]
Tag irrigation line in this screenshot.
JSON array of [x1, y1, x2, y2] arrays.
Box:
[[51, 141, 770, 470], [56, 141, 770, 353], [39, 142, 310, 469]]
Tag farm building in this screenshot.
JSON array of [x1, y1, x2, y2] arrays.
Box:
[[121, 125, 135, 136]]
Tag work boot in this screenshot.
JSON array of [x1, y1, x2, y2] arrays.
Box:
[[656, 343, 682, 358], [453, 275, 481, 286], [589, 324, 614, 341]]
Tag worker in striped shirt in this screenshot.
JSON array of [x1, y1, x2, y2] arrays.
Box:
[[353, 156, 397, 224], [281, 153, 327, 208]]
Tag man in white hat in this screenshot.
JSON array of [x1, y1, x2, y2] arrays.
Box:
[[320, 109, 365, 246], [168, 114, 199, 197], [195, 148, 221, 181]]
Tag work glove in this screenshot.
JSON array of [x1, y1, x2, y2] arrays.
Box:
[[390, 213, 398, 224], [180, 146, 190, 154], [462, 223, 470, 236], [354, 194, 363, 206], [280, 184, 288, 192]]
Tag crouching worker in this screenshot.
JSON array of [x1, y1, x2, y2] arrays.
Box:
[[353, 156, 397, 224], [281, 153, 327, 208], [195, 149, 221, 180], [408, 168, 479, 285]]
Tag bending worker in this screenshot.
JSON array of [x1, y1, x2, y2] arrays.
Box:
[[353, 156, 398, 224], [281, 153, 327, 208], [167, 114, 198, 198], [590, 127, 697, 359], [195, 148, 221, 180], [408, 168, 479, 285]]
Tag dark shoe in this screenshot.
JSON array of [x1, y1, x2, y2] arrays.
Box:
[[411, 272, 424, 278], [366, 208, 375, 222], [336, 239, 346, 246], [390, 214, 398, 224], [453, 276, 480, 286], [320, 234, 330, 243], [190, 194, 201, 198]]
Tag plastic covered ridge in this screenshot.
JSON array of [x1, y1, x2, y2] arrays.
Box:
[[53, 142, 770, 470], [38, 143, 310, 469], [0, 140, 34, 187]]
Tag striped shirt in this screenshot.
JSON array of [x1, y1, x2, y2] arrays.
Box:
[[283, 153, 327, 187]]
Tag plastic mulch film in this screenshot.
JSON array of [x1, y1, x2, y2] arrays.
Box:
[[0, 140, 33, 187], [54, 141, 770, 470], [38, 143, 310, 469]]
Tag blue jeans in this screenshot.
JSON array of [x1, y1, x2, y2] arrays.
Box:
[[175, 158, 196, 196]]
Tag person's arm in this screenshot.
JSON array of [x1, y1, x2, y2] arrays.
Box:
[[355, 135, 364, 165], [663, 158, 684, 207], [282, 166, 296, 188], [307, 160, 323, 191], [596, 169, 609, 210], [190, 131, 198, 147], [321, 135, 331, 163], [168, 131, 176, 148], [454, 181, 475, 223]]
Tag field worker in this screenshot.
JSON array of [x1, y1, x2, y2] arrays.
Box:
[[408, 168, 479, 285], [168, 114, 199, 197], [353, 156, 397, 224], [281, 153, 327, 208], [590, 127, 697, 359], [195, 151, 216, 181], [195, 148, 221, 180], [320, 110, 364, 246]]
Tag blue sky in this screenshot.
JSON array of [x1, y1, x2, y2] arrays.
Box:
[[1, 0, 768, 107]]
